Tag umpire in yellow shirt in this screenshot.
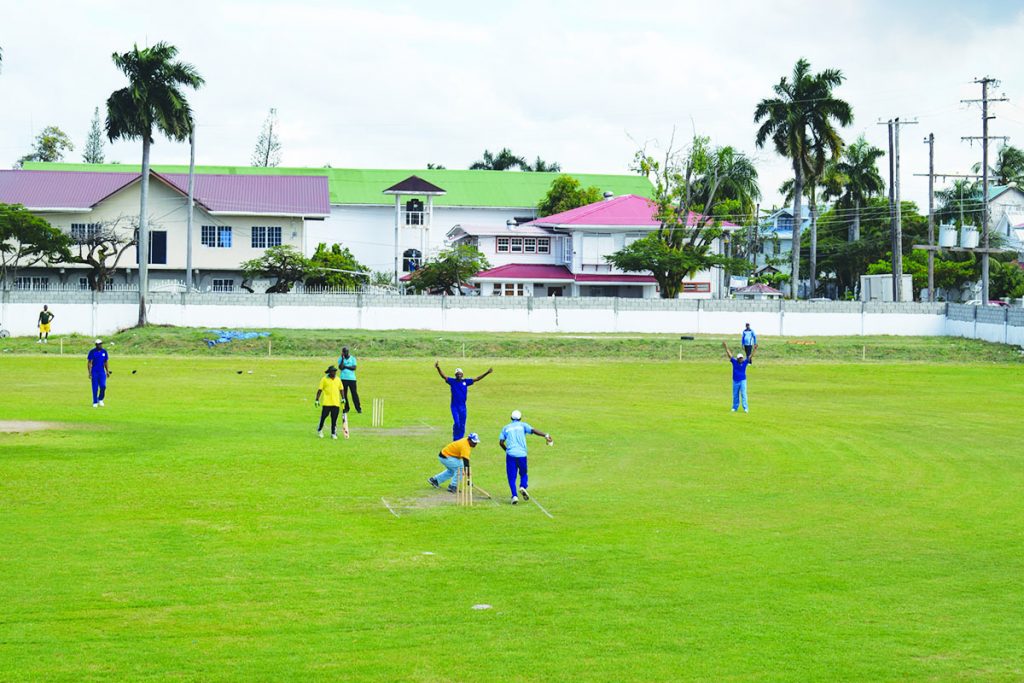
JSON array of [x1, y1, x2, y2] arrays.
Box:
[[428, 432, 480, 493], [314, 365, 347, 440]]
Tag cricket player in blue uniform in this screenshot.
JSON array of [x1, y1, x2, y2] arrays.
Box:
[[86, 339, 111, 407], [741, 323, 758, 364], [435, 361, 492, 440], [723, 341, 754, 412], [499, 409, 553, 505]]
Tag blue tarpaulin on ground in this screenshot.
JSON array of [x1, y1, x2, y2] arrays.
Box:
[[205, 330, 270, 347]]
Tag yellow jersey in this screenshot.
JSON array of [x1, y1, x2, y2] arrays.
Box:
[[318, 376, 343, 407], [441, 437, 473, 461]]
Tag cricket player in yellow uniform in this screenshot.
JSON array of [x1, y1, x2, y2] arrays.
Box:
[[37, 305, 54, 343], [314, 365, 348, 439], [428, 432, 480, 493]]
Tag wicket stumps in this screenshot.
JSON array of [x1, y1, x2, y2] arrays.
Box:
[[456, 467, 473, 506], [372, 398, 384, 427]]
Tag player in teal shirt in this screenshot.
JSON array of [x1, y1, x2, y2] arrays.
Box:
[[336, 346, 361, 414], [499, 409, 553, 504]]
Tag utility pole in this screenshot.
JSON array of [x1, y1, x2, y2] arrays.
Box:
[[750, 202, 759, 268], [962, 77, 1009, 303], [925, 133, 935, 302], [185, 127, 196, 292], [879, 117, 917, 301]]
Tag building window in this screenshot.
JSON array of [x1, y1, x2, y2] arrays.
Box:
[[403, 248, 422, 272], [404, 199, 424, 226], [681, 282, 711, 293], [79, 276, 113, 290], [251, 226, 282, 248], [492, 282, 526, 296], [70, 223, 101, 241], [497, 236, 549, 254], [212, 279, 234, 292], [202, 225, 232, 248], [14, 276, 49, 290]]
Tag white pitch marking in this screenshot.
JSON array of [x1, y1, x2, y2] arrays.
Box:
[[529, 494, 554, 519], [381, 497, 400, 518]]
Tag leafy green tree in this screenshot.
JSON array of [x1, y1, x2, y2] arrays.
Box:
[[755, 58, 853, 298], [867, 251, 977, 299], [0, 204, 72, 287], [470, 148, 527, 171], [973, 144, 1024, 186], [990, 259, 1024, 299], [18, 126, 74, 166], [66, 216, 139, 291], [106, 41, 204, 324], [822, 135, 885, 241], [241, 245, 319, 293], [405, 245, 489, 295], [692, 146, 761, 223], [537, 175, 603, 216], [426, 162, 446, 169], [605, 135, 751, 298], [83, 108, 106, 163], [251, 108, 282, 167], [305, 243, 370, 289]]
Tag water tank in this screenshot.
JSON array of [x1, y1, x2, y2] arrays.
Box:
[[960, 225, 980, 249], [938, 224, 957, 248]]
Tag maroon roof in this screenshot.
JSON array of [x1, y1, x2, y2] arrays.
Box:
[[0, 169, 330, 216], [383, 175, 446, 195], [472, 263, 656, 284], [526, 193, 738, 228], [735, 283, 782, 294]]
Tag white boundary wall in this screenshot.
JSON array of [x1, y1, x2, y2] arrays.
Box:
[[3, 291, 998, 341]]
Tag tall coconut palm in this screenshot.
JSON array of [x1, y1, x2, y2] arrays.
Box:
[[469, 148, 527, 171], [754, 58, 852, 298], [973, 144, 1024, 186], [106, 42, 204, 325], [822, 135, 885, 242], [693, 146, 762, 223]]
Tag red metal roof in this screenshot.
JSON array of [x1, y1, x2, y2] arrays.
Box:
[[527, 194, 737, 228], [0, 169, 329, 216], [735, 283, 782, 294]]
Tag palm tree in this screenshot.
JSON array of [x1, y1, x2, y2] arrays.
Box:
[[526, 157, 561, 172], [973, 144, 1024, 186], [822, 135, 885, 241], [469, 148, 527, 171], [755, 58, 852, 298], [935, 179, 982, 226], [694, 146, 761, 222], [106, 42, 204, 325]]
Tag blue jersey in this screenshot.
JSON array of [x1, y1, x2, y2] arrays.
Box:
[[500, 421, 534, 458], [731, 357, 749, 382], [446, 376, 474, 405], [741, 329, 757, 346], [88, 348, 109, 375]]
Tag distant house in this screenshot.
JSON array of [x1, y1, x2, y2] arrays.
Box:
[[25, 162, 653, 286], [0, 169, 329, 291], [753, 205, 811, 270], [447, 194, 738, 298], [733, 283, 783, 300], [988, 184, 1024, 257]]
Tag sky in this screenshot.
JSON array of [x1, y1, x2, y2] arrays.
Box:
[[2, 0, 1023, 212]]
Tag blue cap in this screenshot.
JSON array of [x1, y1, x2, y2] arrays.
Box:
[[467, 432, 480, 444]]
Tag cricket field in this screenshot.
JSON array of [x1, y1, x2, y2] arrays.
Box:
[[1, 332, 1023, 681]]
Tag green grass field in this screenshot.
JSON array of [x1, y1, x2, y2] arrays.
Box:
[[2, 337, 1023, 680]]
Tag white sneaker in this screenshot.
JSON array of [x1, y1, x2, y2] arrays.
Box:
[[318, 431, 324, 438], [92, 403, 98, 408], [511, 495, 519, 505], [331, 433, 338, 440], [37, 339, 42, 344], [98, 400, 105, 407], [519, 487, 530, 501], [43, 339, 48, 344], [731, 408, 737, 412]]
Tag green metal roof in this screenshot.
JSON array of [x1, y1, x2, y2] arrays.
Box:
[[23, 162, 653, 208]]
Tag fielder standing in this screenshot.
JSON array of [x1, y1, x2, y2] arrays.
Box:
[[499, 409, 553, 505], [86, 339, 111, 407], [434, 361, 492, 440], [741, 323, 757, 364], [37, 305, 55, 344], [336, 346, 361, 414]]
